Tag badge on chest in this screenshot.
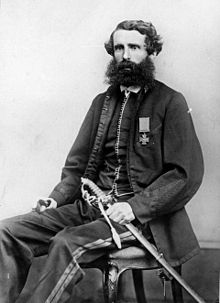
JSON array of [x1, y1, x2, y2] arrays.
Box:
[[139, 117, 150, 145]]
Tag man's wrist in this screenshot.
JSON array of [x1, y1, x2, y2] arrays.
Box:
[[48, 198, 57, 209]]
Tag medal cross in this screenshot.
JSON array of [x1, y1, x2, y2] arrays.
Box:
[[139, 133, 149, 145]]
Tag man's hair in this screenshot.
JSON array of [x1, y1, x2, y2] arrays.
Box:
[[104, 20, 163, 56]]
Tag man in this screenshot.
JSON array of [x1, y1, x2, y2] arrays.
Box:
[[0, 20, 204, 303]]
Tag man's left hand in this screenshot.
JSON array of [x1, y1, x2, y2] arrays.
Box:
[[106, 202, 135, 225]]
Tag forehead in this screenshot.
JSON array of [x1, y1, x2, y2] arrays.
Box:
[[113, 29, 146, 45]]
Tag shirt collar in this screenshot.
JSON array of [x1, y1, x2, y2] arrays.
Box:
[[120, 85, 141, 95]]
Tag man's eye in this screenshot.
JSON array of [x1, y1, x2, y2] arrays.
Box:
[[130, 45, 138, 50]]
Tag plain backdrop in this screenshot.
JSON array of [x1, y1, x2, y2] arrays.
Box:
[[0, 0, 220, 247]]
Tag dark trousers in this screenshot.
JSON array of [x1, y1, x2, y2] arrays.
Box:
[[0, 200, 136, 303]]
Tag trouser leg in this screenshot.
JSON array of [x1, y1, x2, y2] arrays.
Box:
[[26, 218, 136, 303], [0, 212, 55, 303], [0, 219, 33, 303], [0, 201, 99, 303]]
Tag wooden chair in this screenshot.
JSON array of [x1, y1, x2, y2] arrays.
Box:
[[83, 245, 184, 303]]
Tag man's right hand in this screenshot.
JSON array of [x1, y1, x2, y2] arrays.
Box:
[[33, 198, 57, 213]]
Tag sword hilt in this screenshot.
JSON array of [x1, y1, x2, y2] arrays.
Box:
[[81, 177, 113, 206]]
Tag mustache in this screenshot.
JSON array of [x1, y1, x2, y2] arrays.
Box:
[[117, 60, 135, 72]]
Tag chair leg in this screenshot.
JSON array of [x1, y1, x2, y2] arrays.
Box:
[[103, 263, 119, 303], [132, 269, 148, 303], [171, 266, 184, 303]]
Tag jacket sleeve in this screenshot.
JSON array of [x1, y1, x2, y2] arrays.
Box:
[[128, 92, 204, 224], [48, 99, 98, 207]]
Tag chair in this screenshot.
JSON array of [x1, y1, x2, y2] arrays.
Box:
[[83, 245, 184, 303]]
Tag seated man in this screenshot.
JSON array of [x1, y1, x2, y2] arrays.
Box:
[[0, 20, 204, 303]]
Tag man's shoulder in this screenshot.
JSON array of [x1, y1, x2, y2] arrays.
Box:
[[91, 85, 119, 105], [153, 80, 187, 104], [154, 80, 182, 97], [90, 91, 107, 108], [153, 80, 189, 113]]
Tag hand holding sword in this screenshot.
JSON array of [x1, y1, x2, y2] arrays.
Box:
[[81, 177, 206, 303], [81, 177, 134, 249], [97, 200, 122, 249], [106, 202, 135, 225]]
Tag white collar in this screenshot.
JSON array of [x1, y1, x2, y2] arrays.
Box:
[[120, 85, 141, 95]]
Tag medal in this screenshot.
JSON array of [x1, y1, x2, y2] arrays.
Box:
[[139, 117, 150, 145]]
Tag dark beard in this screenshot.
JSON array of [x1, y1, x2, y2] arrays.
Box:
[[105, 56, 155, 88]]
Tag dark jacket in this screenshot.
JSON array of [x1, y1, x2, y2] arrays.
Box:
[[49, 80, 204, 266]]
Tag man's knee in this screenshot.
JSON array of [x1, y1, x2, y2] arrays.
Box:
[[0, 216, 25, 242], [0, 220, 19, 254], [0, 219, 11, 240]]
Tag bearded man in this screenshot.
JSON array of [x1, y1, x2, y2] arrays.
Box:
[[0, 20, 204, 303]]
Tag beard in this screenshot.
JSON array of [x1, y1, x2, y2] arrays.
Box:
[[105, 56, 155, 88]]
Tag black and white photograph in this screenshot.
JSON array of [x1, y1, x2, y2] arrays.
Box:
[[0, 1, 219, 302]]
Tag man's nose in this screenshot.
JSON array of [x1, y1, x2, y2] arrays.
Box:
[[123, 47, 131, 60]]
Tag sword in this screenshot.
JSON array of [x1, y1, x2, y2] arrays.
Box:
[[81, 177, 206, 303], [81, 177, 121, 249]]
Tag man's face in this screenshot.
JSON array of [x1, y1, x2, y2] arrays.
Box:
[[113, 29, 148, 64], [105, 29, 155, 87]]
